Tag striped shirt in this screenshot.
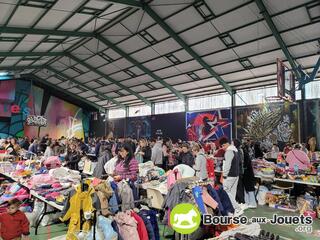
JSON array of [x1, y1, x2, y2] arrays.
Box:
[[114, 158, 139, 180]]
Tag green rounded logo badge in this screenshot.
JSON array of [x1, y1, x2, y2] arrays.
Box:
[[170, 203, 201, 234]]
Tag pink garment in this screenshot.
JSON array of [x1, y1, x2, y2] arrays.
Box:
[[15, 188, 28, 196], [28, 174, 55, 188], [52, 183, 62, 188], [202, 187, 218, 209], [167, 169, 182, 189], [114, 212, 139, 240], [43, 156, 61, 169], [92, 178, 102, 186], [45, 192, 60, 199], [286, 149, 311, 170]]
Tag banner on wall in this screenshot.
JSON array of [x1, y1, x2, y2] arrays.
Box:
[[151, 112, 186, 141], [186, 109, 231, 144], [107, 118, 126, 138], [126, 116, 151, 139], [236, 102, 299, 149]]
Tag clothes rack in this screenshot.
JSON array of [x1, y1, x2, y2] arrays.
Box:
[[91, 197, 152, 240]]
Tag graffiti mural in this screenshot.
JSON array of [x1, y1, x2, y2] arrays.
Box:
[[0, 80, 31, 138], [186, 110, 231, 144], [39, 96, 86, 139], [236, 102, 299, 146]]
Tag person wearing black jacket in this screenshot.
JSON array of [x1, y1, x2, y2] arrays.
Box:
[[177, 143, 194, 167], [65, 144, 81, 171], [136, 139, 152, 163], [242, 141, 257, 208]]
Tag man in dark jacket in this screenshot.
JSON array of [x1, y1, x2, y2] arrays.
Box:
[[177, 143, 194, 167], [220, 137, 243, 216]]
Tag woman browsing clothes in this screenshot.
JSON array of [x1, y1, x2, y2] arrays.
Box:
[[114, 143, 139, 181]]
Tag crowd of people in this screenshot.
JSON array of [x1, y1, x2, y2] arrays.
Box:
[[1, 134, 317, 219]]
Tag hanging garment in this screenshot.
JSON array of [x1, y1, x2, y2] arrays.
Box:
[[109, 191, 119, 214], [206, 157, 215, 180], [94, 181, 113, 216], [138, 212, 156, 240], [236, 175, 245, 204], [111, 220, 124, 240], [60, 183, 95, 240], [118, 181, 134, 211], [206, 184, 225, 215], [192, 186, 207, 214], [129, 180, 139, 202], [215, 185, 235, 215], [202, 187, 218, 210], [140, 209, 160, 240], [114, 212, 140, 240], [131, 211, 149, 240], [162, 181, 190, 210], [97, 215, 118, 240], [93, 150, 110, 178], [166, 169, 182, 189], [110, 181, 120, 204]]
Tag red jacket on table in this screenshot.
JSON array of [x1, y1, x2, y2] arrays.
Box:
[[0, 210, 30, 240]]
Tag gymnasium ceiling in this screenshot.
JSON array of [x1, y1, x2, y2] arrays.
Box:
[[0, 0, 319, 110]]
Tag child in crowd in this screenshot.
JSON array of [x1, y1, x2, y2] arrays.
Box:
[[0, 199, 30, 240]]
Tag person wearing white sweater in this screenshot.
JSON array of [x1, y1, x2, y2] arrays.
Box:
[[219, 137, 243, 216]]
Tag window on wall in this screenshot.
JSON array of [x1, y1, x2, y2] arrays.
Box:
[[305, 80, 320, 99], [188, 93, 231, 111], [235, 86, 278, 106], [129, 105, 151, 117], [108, 108, 125, 119], [155, 100, 185, 114]]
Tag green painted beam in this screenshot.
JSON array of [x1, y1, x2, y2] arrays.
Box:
[[23, 74, 101, 110], [0, 52, 64, 57], [46, 66, 126, 109], [0, 65, 44, 71], [143, 4, 233, 95], [254, 0, 300, 78], [0, 26, 94, 38], [96, 35, 186, 102], [67, 53, 152, 106], [104, 0, 142, 7]]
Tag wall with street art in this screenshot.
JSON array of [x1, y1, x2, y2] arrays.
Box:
[[151, 112, 186, 141], [126, 116, 151, 139], [0, 79, 89, 139], [0, 80, 31, 138], [23, 85, 44, 138], [186, 109, 231, 145], [35, 96, 87, 139], [236, 102, 299, 149], [303, 99, 320, 150]]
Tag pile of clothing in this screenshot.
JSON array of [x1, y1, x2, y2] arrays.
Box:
[[252, 159, 276, 178], [0, 182, 30, 205]]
